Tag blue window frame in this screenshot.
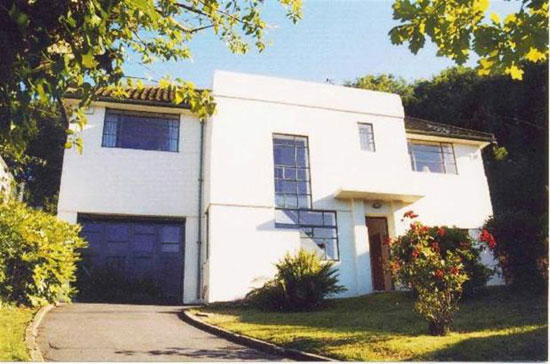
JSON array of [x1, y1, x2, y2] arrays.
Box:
[[272, 133, 340, 261], [273, 134, 312, 209], [102, 109, 180, 152]]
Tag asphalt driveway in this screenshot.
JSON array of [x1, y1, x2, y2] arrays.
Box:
[[37, 303, 286, 361]]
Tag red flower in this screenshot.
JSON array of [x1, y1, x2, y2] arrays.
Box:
[[479, 229, 497, 249], [421, 226, 430, 234], [383, 237, 392, 246], [403, 210, 419, 219], [411, 249, 420, 259], [390, 260, 400, 272], [434, 269, 445, 279], [438, 227, 446, 237], [431, 242, 440, 253], [449, 266, 459, 275]]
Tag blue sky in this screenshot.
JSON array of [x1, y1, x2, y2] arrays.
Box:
[[123, 0, 520, 88]]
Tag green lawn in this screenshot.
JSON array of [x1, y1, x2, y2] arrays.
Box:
[[194, 286, 548, 361], [0, 305, 37, 361]]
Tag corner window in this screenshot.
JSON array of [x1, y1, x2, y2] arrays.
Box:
[[358, 123, 375, 152], [272, 133, 339, 261], [408, 140, 458, 174], [102, 109, 180, 152]]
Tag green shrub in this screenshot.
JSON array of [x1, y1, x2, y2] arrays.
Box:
[[0, 198, 86, 306], [246, 249, 346, 311], [485, 211, 548, 291], [388, 211, 497, 335]]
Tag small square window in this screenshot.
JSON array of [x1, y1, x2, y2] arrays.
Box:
[[358, 123, 375, 152]]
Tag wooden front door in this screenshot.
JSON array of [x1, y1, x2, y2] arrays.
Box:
[[366, 217, 391, 291]]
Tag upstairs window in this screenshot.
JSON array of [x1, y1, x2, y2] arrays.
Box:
[[408, 140, 458, 174], [358, 123, 375, 152], [273, 134, 311, 209], [102, 109, 180, 152]]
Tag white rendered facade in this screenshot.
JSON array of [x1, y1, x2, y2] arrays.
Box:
[[58, 71, 500, 304]]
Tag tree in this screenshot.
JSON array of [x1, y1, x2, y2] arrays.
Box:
[[389, 0, 548, 80], [345, 74, 415, 105], [0, 0, 302, 160]]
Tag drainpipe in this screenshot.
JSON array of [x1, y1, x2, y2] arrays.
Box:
[[196, 119, 205, 301]]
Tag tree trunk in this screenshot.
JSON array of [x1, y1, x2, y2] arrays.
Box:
[[429, 320, 450, 336]]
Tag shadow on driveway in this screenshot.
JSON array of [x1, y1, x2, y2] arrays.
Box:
[[37, 303, 287, 361]]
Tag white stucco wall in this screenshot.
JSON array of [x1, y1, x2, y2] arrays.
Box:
[[57, 71, 500, 304], [204, 71, 499, 302], [57, 102, 202, 303]]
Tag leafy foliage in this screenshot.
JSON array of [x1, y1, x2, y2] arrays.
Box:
[[0, 0, 302, 159], [246, 249, 346, 311], [345, 74, 416, 105], [388, 212, 496, 335], [389, 0, 549, 79], [0, 197, 86, 306], [484, 211, 548, 291]]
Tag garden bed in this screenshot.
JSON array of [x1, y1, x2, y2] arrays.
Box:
[[0, 306, 37, 361], [192, 286, 547, 361]]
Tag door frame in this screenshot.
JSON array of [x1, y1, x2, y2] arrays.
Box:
[[365, 216, 392, 291]]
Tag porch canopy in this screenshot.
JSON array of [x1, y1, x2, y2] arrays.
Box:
[[334, 186, 424, 204]]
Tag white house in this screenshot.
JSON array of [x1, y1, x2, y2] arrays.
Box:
[[58, 71, 500, 304]]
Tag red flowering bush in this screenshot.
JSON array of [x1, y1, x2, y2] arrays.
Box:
[[387, 211, 497, 335]]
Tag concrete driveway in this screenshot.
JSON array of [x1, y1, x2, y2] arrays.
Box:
[[37, 303, 286, 361]]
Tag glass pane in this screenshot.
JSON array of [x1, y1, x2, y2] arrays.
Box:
[[285, 195, 298, 208], [275, 194, 285, 207], [415, 160, 444, 173], [324, 239, 339, 260], [295, 137, 307, 147], [275, 180, 284, 193], [160, 226, 180, 244], [282, 181, 297, 194], [284, 168, 297, 180], [274, 146, 296, 166], [274, 167, 283, 179], [161, 243, 179, 253], [299, 211, 324, 226], [296, 148, 308, 167], [314, 227, 337, 238], [323, 212, 336, 226], [297, 195, 310, 208], [297, 169, 308, 181], [114, 114, 179, 152], [297, 181, 309, 194]]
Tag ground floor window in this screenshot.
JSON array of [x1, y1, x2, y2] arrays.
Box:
[[275, 208, 339, 261]]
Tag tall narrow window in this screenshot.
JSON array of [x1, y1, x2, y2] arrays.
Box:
[[272, 134, 339, 260], [273, 134, 311, 209], [358, 123, 375, 151], [102, 109, 180, 152], [408, 140, 458, 174]]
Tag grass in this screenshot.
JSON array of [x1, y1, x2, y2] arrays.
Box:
[[193, 286, 548, 361], [0, 305, 37, 361]]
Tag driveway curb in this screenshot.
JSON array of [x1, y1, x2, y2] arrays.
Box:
[[25, 303, 56, 362], [180, 309, 336, 362]]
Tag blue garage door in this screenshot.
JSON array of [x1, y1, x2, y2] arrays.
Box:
[[78, 216, 185, 304]]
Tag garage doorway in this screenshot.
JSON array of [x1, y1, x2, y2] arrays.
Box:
[[77, 215, 185, 304], [366, 216, 392, 291]]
